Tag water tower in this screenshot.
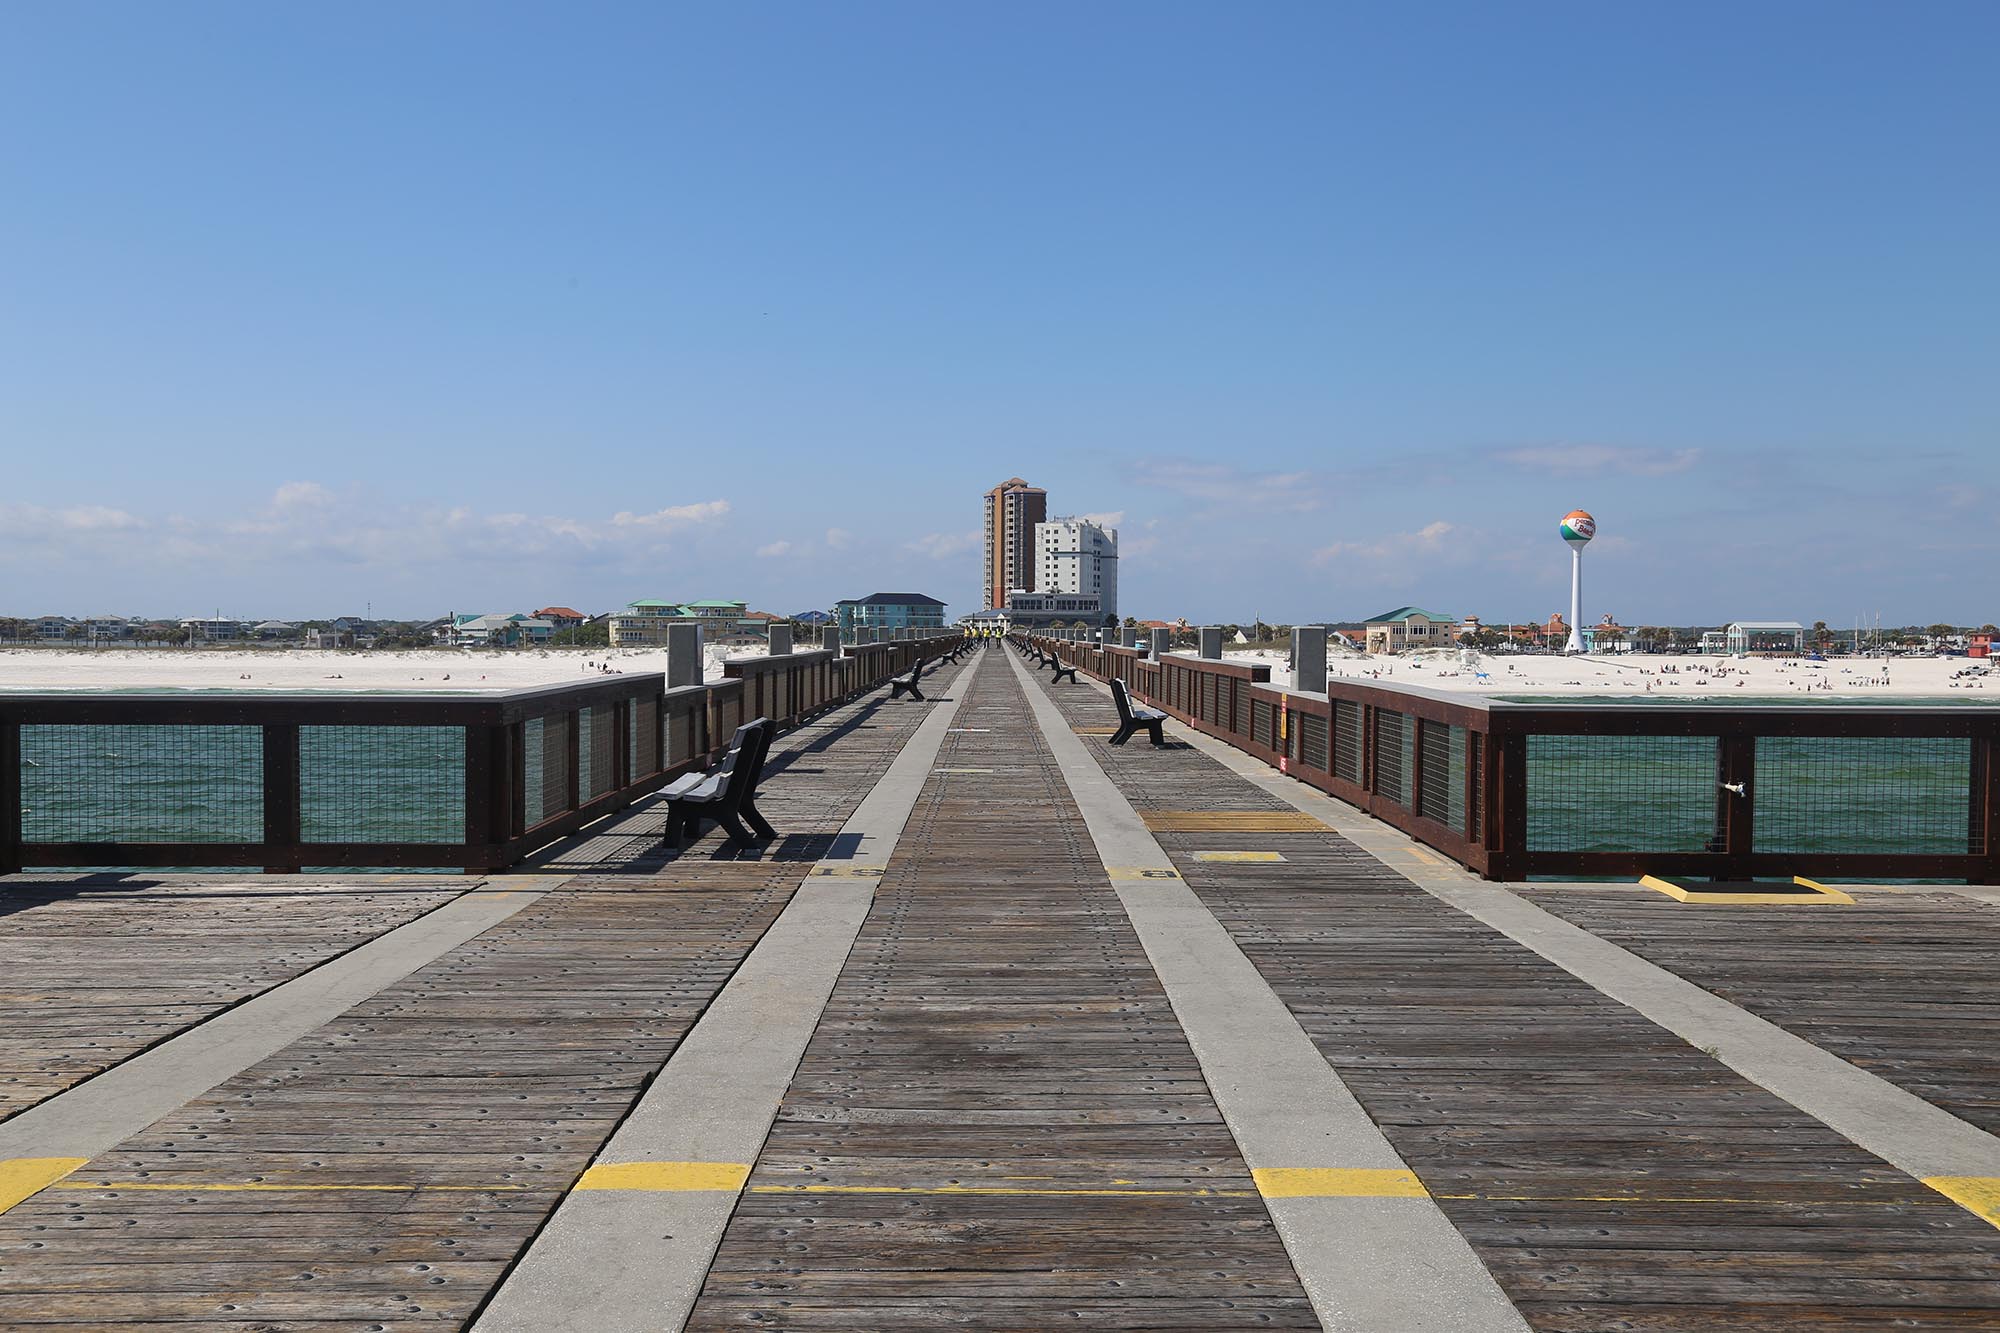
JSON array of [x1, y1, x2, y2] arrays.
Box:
[[1560, 510, 1594, 653]]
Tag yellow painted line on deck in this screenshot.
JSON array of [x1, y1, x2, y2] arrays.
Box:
[[1193, 850, 1287, 863], [809, 865, 889, 879], [1105, 866, 1183, 882], [1407, 848, 1444, 867], [0, 1157, 88, 1213], [1255, 1167, 1429, 1199], [747, 1182, 1256, 1198], [1923, 1176, 2000, 1228], [1140, 810, 1329, 834], [575, 1161, 751, 1192]]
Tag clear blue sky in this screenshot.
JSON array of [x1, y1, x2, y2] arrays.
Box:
[[4, 2, 1994, 626]]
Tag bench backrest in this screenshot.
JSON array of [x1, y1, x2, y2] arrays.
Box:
[[712, 720, 761, 779], [722, 717, 774, 808], [1110, 677, 1137, 722]]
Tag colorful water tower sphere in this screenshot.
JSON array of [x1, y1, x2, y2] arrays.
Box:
[[1560, 510, 1595, 653]]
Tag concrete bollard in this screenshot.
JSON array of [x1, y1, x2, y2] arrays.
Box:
[[666, 622, 704, 689], [1121, 626, 1138, 649], [768, 624, 793, 655], [1149, 627, 1172, 661], [1199, 626, 1223, 659], [821, 626, 842, 651], [1291, 626, 1327, 694]]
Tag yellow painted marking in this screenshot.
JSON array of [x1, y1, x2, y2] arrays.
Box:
[[1193, 851, 1286, 863], [748, 1183, 1254, 1198], [1923, 1176, 2000, 1228], [1254, 1167, 1428, 1199], [1639, 874, 1854, 905], [810, 865, 889, 879], [1407, 848, 1443, 867], [0, 1157, 88, 1213], [576, 1161, 751, 1192], [1105, 866, 1183, 882], [1140, 810, 1328, 834], [1072, 726, 1120, 736]]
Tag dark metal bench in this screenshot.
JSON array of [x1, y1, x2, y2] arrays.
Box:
[[1048, 657, 1077, 685], [890, 658, 929, 701], [660, 716, 777, 847], [1109, 678, 1167, 747]]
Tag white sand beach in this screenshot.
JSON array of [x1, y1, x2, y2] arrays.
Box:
[[0, 645, 757, 692], [1230, 649, 1996, 700]]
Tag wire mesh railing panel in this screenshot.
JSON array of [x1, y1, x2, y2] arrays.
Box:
[[1376, 710, 1408, 806], [582, 706, 615, 801], [1202, 673, 1219, 724], [632, 698, 660, 778], [1417, 720, 1452, 827], [1299, 712, 1330, 773], [20, 724, 262, 843], [1467, 731, 1484, 840], [1234, 684, 1250, 737], [1333, 701, 1362, 784], [523, 717, 547, 828], [1251, 699, 1275, 752], [301, 726, 465, 844], [1755, 737, 1978, 855], [1527, 735, 1718, 853]]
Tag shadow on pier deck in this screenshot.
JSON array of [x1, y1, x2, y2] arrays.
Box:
[[6, 643, 2000, 1329]]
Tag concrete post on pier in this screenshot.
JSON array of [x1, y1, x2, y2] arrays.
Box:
[[666, 623, 703, 689], [1291, 625, 1328, 694], [821, 626, 842, 651], [767, 624, 793, 655], [1149, 627, 1172, 661], [1121, 626, 1138, 649], [1199, 626, 1223, 659]]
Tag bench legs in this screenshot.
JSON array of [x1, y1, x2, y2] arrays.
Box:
[[1108, 720, 1166, 747]]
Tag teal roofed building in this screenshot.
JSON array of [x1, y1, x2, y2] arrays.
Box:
[[835, 593, 946, 639], [1363, 606, 1456, 654]]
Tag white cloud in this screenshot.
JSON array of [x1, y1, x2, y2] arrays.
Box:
[[1131, 460, 1322, 512], [1079, 510, 1125, 528], [1314, 520, 1456, 564], [824, 527, 853, 549], [756, 540, 793, 558], [905, 530, 980, 560], [3, 484, 734, 573], [1495, 445, 1700, 477]]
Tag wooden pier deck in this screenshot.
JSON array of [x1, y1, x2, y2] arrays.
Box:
[[5, 642, 2000, 1330]]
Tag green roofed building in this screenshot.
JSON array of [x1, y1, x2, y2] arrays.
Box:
[[1363, 606, 1456, 655]]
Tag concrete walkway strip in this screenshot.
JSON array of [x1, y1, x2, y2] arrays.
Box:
[[1004, 649, 1528, 1333], [0, 875, 563, 1210], [1156, 706, 2000, 1222], [474, 659, 974, 1333]]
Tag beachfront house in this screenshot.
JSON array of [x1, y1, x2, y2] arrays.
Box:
[[79, 616, 130, 641], [534, 606, 587, 630], [253, 620, 298, 641], [608, 600, 685, 647], [180, 617, 244, 643], [450, 613, 554, 648], [835, 593, 950, 639], [1363, 607, 1456, 654], [33, 616, 75, 640]]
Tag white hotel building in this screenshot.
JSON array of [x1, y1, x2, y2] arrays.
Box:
[[1033, 517, 1118, 622]]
